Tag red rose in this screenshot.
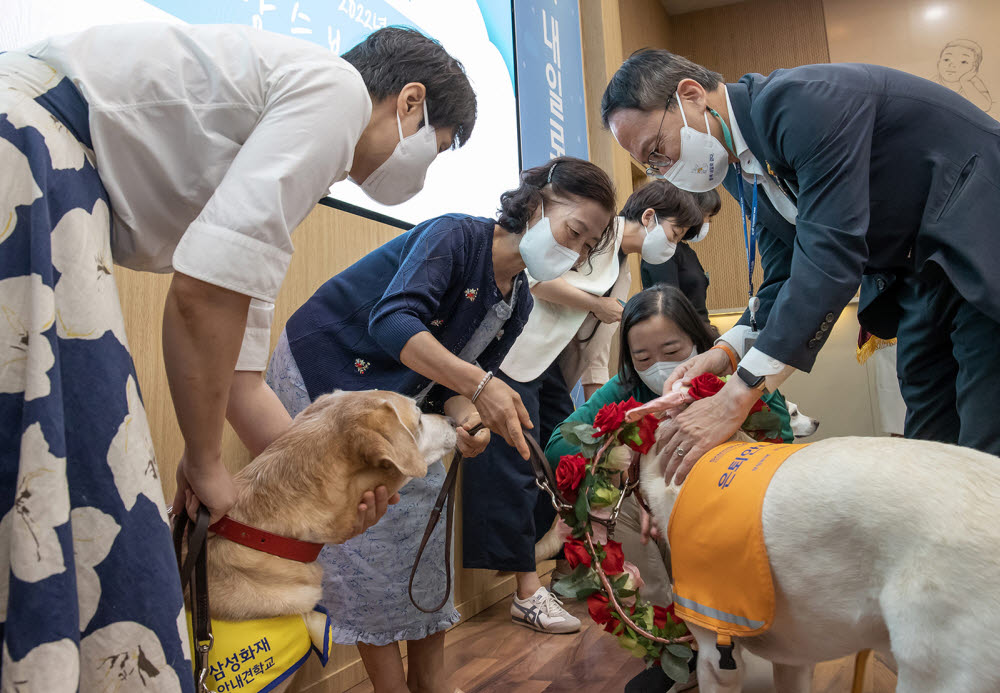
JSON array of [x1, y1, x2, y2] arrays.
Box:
[[587, 593, 617, 633], [687, 373, 726, 400], [601, 540, 625, 574], [563, 539, 591, 569], [619, 397, 642, 414], [748, 398, 766, 415], [556, 454, 587, 499], [626, 414, 659, 454], [593, 401, 626, 435], [653, 603, 683, 629]]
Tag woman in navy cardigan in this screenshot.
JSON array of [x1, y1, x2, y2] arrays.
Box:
[[264, 157, 616, 693]]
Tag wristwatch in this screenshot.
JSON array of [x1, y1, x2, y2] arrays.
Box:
[[736, 366, 768, 393]]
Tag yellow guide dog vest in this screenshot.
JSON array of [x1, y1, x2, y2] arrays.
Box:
[[187, 607, 334, 692], [668, 442, 809, 642]]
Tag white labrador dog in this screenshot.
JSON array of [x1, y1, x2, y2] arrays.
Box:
[[640, 432, 1000, 693], [783, 400, 820, 438]]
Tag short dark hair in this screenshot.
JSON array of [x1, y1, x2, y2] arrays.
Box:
[[601, 49, 724, 128], [496, 156, 617, 260], [343, 27, 477, 147], [692, 188, 722, 217], [617, 284, 715, 391], [619, 179, 704, 231]]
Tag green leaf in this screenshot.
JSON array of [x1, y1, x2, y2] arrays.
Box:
[[571, 422, 600, 444], [609, 574, 629, 590], [559, 429, 582, 448], [580, 442, 600, 459], [743, 410, 781, 432], [665, 643, 693, 661], [551, 563, 601, 599], [619, 422, 643, 448], [573, 482, 591, 526], [660, 652, 691, 684]]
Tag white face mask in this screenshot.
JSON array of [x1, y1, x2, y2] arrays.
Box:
[[640, 213, 676, 264], [360, 100, 438, 205], [657, 93, 729, 193], [637, 345, 698, 394], [689, 221, 710, 242], [518, 199, 580, 281]]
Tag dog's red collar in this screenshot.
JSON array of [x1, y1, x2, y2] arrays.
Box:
[[209, 516, 324, 563]]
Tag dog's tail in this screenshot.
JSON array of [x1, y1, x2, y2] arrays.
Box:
[[534, 516, 572, 564]]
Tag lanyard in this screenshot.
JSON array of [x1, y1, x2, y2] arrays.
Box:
[[734, 163, 760, 330]]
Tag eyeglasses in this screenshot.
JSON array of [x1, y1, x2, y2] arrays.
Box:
[[643, 101, 673, 177]]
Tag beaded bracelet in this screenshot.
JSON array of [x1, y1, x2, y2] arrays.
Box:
[[470, 370, 494, 403]]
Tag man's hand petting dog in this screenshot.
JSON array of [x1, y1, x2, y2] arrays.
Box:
[[352, 486, 400, 539], [654, 377, 759, 485]]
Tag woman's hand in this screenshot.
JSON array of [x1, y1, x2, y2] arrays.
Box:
[[455, 410, 491, 458], [472, 377, 533, 459], [349, 487, 400, 539], [172, 452, 237, 525], [652, 377, 760, 485], [662, 343, 732, 394], [590, 296, 624, 324]]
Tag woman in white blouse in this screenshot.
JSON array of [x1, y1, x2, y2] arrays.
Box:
[[0, 24, 480, 690]]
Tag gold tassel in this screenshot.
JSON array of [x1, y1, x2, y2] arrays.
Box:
[[856, 336, 896, 364]]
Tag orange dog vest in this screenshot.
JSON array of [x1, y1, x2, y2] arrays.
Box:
[[668, 441, 809, 640]]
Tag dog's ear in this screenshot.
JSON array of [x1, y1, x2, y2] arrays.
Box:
[[369, 400, 428, 478]]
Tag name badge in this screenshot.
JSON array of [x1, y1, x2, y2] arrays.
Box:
[[743, 331, 759, 354]]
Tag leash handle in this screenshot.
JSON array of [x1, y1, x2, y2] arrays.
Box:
[[408, 423, 484, 613], [173, 508, 214, 693]]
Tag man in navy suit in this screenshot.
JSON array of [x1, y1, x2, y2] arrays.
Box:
[[601, 50, 1000, 484]]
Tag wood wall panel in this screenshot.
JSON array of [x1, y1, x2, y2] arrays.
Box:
[[619, 0, 673, 57]]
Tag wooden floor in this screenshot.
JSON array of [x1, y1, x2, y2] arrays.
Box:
[[344, 593, 897, 693]]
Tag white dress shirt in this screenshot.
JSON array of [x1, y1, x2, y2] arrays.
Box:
[[717, 87, 797, 389], [500, 218, 626, 383], [29, 23, 373, 369]]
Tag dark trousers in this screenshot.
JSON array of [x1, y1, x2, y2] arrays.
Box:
[[462, 361, 574, 571], [895, 265, 1000, 455]]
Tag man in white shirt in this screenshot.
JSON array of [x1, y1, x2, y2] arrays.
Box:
[[18, 23, 483, 527]]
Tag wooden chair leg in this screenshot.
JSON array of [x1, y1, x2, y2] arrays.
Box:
[[851, 649, 873, 693]]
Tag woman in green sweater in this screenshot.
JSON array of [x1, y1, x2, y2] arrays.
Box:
[[544, 284, 792, 693]]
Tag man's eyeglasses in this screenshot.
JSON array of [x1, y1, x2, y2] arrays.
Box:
[[643, 101, 673, 177]]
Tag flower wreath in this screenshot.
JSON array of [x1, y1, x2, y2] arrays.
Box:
[[550, 373, 780, 683]]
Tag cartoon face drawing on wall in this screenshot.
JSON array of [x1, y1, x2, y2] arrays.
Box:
[[938, 39, 983, 83], [935, 38, 992, 114]]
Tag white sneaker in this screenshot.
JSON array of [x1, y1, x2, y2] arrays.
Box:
[[510, 586, 581, 634]]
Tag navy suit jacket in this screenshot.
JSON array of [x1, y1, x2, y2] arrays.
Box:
[[721, 63, 1000, 371]]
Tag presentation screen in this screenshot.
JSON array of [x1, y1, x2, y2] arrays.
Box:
[[2, 0, 522, 226]]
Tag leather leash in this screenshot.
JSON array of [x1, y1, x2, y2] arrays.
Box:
[[409, 424, 572, 612], [174, 507, 214, 693]]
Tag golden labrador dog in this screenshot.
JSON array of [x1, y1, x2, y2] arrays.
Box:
[[183, 389, 456, 692]]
